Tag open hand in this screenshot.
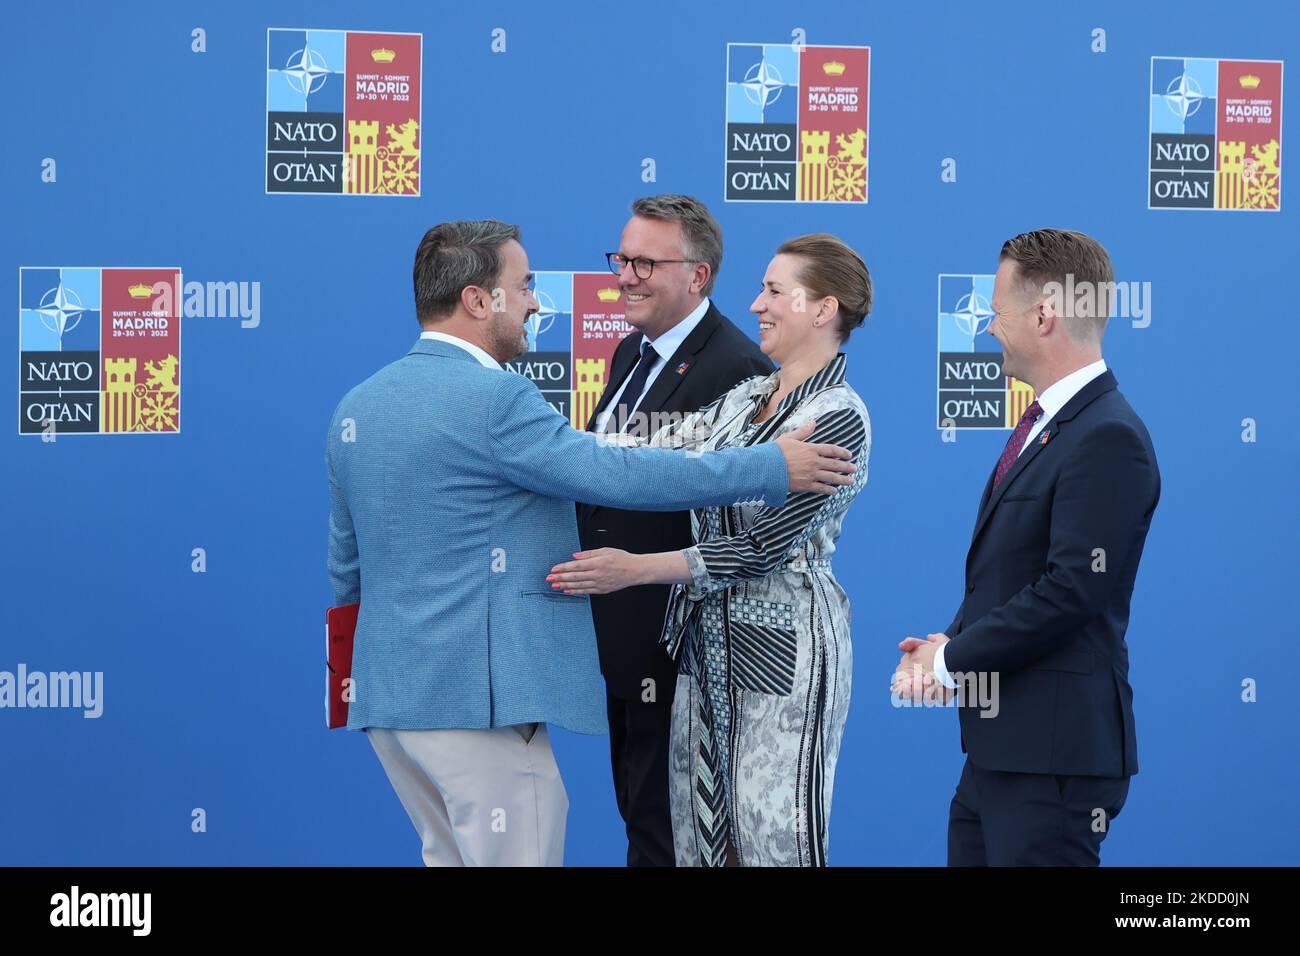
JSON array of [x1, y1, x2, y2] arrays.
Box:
[[547, 548, 642, 595], [775, 421, 856, 495]]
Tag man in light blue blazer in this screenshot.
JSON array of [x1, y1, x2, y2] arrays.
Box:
[[327, 219, 855, 866]]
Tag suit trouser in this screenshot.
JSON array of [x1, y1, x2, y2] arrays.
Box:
[[606, 691, 676, 867], [366, 723, 568, 866], [947, 755, 1131, 866]]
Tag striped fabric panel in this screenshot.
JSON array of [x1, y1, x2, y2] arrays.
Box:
[[694, 697, 731, 867], [809, 574, 839, 865], [693, 405, 868, 585], [745, 353, 849, 449], [729, 617, 798, 696], [805, 646, 828, 866]]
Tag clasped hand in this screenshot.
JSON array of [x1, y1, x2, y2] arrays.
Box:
[[891, 632, 953, 703]]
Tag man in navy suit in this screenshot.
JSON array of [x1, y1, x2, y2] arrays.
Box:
[[894, 228, 1160, 866]]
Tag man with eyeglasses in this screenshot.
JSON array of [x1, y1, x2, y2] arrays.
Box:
[[577, 195, 773, 866]]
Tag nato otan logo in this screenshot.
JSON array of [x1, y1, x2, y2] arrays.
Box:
[[1148, 56, 1283, 210], [936, 275, 1036, 430], [502, 272, 634, 430], [266, 28, 423, 195], [725, 42, 870, 203], [19, 267, 181, 435]]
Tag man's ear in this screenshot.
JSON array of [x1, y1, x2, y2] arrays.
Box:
[[1037, 296, 1058, 334], [691, 262, 711, 296], [461, 284, 489, 319]]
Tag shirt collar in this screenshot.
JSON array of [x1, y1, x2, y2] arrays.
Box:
[[644, 297, 710, 364], [419, 330, 503, 370], [1035, 358, 1108, 421]]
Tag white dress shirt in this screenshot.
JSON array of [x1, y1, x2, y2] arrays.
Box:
[[419, 329, 502, 370], [933, 358, 1108, 689], [593, 297, 711, 433]]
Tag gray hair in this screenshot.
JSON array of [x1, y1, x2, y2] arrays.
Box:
[[630, 195, 723, 296], [414, 219, 521, 322]]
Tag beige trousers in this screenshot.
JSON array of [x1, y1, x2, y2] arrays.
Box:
[[366, 723, 568, 866]]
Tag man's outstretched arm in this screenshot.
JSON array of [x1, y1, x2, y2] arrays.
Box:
[[488, 372, 853, 512]]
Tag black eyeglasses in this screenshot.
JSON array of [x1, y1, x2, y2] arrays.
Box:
[[606, 252, 698, 280]]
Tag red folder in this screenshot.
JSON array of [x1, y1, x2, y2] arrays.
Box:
[[326, 603, 358, 729]]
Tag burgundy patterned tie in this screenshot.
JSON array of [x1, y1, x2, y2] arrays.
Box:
[[992, 400, 1043, 489]]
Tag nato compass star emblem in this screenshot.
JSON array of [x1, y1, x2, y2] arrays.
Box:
[[1164, 74, 1205, 120], [951, 290, 995, 338], [36, 283, 87, 346], [741, 59, 787, 110], [284, 44, 331, 97], [526, 290, 558, 351]]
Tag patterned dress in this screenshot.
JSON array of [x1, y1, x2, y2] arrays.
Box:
[[636, 353, 870, 866]]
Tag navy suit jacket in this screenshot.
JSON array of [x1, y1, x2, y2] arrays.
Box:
[[943, 369, 1160, 777]]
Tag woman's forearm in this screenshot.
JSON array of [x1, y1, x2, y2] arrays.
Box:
[[634, 550, 694, 586]]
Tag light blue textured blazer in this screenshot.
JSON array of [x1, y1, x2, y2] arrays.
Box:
[[327, 337, 789, 735]]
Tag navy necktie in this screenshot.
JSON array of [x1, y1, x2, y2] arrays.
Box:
[[605, 339, 659, 433]]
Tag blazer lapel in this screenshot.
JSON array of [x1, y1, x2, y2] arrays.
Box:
[[976, 425, 1052, 521], [576, 306, 721, 525], [742, 352, 848, 448], [968, 369, 1119, 546], [973, 464, 998, 526], [584, 332, 645, 432], [635, 304, 724, 415]]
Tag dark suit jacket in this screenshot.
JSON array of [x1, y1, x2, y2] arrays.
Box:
[[943, 369, 1160, 778], [576, 302, 774, 700]]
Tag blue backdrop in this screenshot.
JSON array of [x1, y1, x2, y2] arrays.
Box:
[[2, 0, 1296, 865]]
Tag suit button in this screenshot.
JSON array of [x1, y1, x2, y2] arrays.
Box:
[[966, 581, 975, 593]]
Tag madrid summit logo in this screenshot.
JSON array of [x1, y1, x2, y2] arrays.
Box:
[[936, 275, 1035, 430], [725, 42, 870, 202], [19, 268, 182, 435], [266, 28, 422, 195], [1149, 56, 1283, 210], [503, 274, 634, 429]]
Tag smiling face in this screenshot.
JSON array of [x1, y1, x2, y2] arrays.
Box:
[[989, 258, 1042, 384], [749, 253, 834, 364], [613, 216, 707, 340], [483, 239, 537, 362]]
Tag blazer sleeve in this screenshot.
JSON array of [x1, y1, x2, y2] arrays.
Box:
[[488, 372, 788, 511], [599, 378, 763, 452], [943, 421, 1158, 677], [681, 405, 869, 592], [945, 605, 964, 638], [326, 420, 360, 606]]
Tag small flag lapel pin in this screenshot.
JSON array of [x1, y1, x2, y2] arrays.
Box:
[[676, 362, 690, 375], [1039, 430, 1051, 445]]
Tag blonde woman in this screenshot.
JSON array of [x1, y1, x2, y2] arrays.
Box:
[[549, 234, 872, 866]]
